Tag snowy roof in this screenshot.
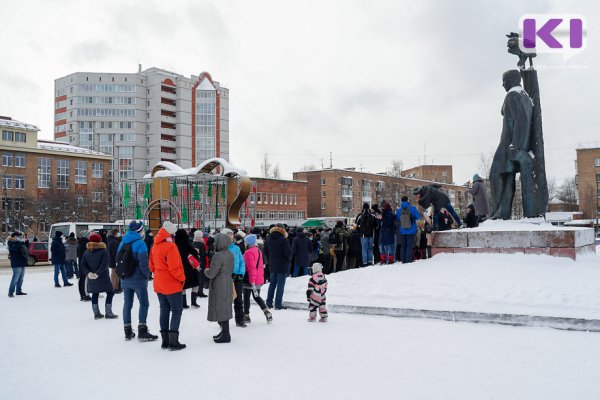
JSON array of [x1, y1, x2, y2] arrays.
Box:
[[197, 78, 215, 91], [145, 158, 248, 179], [0, 118, 39, 131], [37, 140, 111, 157]]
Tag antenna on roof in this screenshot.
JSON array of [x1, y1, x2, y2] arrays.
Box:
[[329, 152, 333, 169]]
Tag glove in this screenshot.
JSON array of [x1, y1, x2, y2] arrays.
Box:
[[87, 272, 98, 280]]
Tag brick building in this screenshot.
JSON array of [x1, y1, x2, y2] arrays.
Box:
[[248, 177, 307, 227], [0, 116, 112, 238], [293, 167, 468, 218], [401, 164, 453, 184], [575, 146, 600, 220]]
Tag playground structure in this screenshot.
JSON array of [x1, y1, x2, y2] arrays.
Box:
[[120, 158, 254, 233]]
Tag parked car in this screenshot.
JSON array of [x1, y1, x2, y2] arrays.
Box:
[[27, 242, 48, 266]]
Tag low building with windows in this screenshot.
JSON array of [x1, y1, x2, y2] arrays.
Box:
[[575, 146, 600, 220], [0, 116, 112, 238], [248, 177, 307, 227]]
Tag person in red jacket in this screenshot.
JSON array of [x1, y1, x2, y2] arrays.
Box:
[[242, 234, 273, 324], [149, 221, 186, 351]]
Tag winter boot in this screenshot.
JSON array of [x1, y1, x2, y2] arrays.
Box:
[[213, 321, 231, 343], [168, 331, 186, 351], [235, 318, 247, 328], [105, 303, 118, 319], [308, 311, 317, 322], [379, 255, 386, 264], [264, 309, 273, 324], [124, 325, 136, 340], [182, 294, 189, 309], [387, 255, 395, 264], [213, 322, 223, 339], [138, 324, 158, 342], [244, 313, 251, 323], [191, 293, 200, 308], [319, 317, 328, 323], [92, 303, 104, 320], [160, 330, 169, 349], [198, 289, 208, 298], [80, 295, 91, 302]]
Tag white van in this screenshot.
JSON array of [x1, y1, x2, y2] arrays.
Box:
[[48, 222, 125, 259]]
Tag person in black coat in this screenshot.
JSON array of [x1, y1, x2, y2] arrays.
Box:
[[144, 230, 154, 280], [51, 231, 72, 288], [175, 229, 201, 309], [192, 230, 208, 297], [437, 209, 455, 231], [107, 229, 122, 293], [414, 185, 463, 229], [77, 230, 91, 301], [291, 228, 312, 277], [264, 225, 292, 309], [80, 234, 117, 320], [465, 204, 479, 228], [347, 226, 363, 269]]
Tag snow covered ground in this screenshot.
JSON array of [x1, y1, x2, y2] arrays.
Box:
[[285, 252, 600, 319], [2, 252, 600, 399]]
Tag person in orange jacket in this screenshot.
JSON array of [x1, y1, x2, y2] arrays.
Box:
[[149, 221, 187, 351]]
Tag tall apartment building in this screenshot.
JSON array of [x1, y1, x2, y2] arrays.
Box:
[[54, 67, 229, 180], [293, 167, 468, 218], [575, 146, 600, 220]]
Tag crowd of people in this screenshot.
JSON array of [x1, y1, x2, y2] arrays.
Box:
[[7, 180, 489, 348]]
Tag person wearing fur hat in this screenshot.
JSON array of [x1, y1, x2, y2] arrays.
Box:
[[149, 221, 186, 350], [204, 233, 234, 343], [242, 234, 273, 324], [264, 225, 292, 309], [221, 228, 247, 327], [51, 230, 73, 288], [192, 230, 208, 298], [117, 220, 158, 343], [80, 234, 118, 320], [306, 263, 328, 322]]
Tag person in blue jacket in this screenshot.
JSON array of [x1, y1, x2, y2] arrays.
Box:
[[396, 195, 421, 264], [221, 228, 247, 328], [117, 220, 158, 342]]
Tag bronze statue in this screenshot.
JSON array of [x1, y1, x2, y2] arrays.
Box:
[[489, 34, 548, 220]]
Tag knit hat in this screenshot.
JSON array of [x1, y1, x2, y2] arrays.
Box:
[[473, 173, 481, 181], [11, 231, 22, 237], [193, 230, 204, 241], [220, 228, 233, 236], [89, 233, 102, 243], [162, 221, 177, 235], [311, 263, 323, 274], [129, 220, 144, 233], [412, 186, 422, 196], [244, 234, 257, 246], [363, 203, 370, 210]]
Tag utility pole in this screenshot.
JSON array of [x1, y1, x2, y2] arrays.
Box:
[[424, 143, 427, 165], [329, 152, 333, 169]]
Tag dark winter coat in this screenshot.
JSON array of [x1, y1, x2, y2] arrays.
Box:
[[65, 238, 78, 261], [107, 235, 121, 269], [50, 236, 66, 264], [465, 206, 478, 228], [118, 230, 150, 289], [348, 230, 363, 257], [8, 237, 29, 268], [175, 229, 200, 290], [77, 237, 89, 264], [80, 242, 113, 294], [264, 227, 292, 274], [356, 210, 376, 238], [332, 226, 351, 252], [418, 185, 450, 210], [380, 207, 396, 246], [437, 211, 454, 231], [144, 232, 154, 253], [192, 240, 207, 269], [291, 231, 313, 267], [467, 179, 490, 217], [204, 234, 233, 322]]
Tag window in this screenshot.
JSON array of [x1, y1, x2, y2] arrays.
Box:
[[442, 171, 448, 177], [92, 191, 103, 203], [2, 176, 12, 189], [269, 194, 273, 204], [274, 194, 278, 205], [14, 132, 26, 143], [2, 153, 12, 166], [278, 211, 286, 220], [14, 154, 25, 167], [76, 196, 88, 206], [2, 130, 13, 141], [287, 211, 295, 220], [269, 211, 277, 220], [75, 161, 87, 184], [597, 174, 600, 183], [14, 176, 24, 190], [257, 193, 262, 204], [595, 158, 600, 167], [92, 163, 103, 178], [284, 194, 287, 205], [298, 211, 305, 219], [57, 159, 69, 189], [321, 191, 326, 197], [256, 211, 267, 220], [321, 202, 326, 210], [250, 193, 255, 204], [38, 158, 51, 188], [320, 179, 326, 185], [294, 195, 297, 205]]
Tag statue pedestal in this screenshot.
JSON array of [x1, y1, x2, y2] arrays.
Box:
[[431, 220, 596, 260]]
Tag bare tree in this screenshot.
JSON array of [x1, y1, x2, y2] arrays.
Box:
[[260, 153, 272, 178], [477, 151, 494, 179], [547, 178, 557, 201], [556, 177, 578, 206], [299, 163, 316, 172], [386, 160, 403, 177], [272, 163, 281, 179]]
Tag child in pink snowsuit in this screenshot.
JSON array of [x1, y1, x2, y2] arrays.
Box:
[[306, 262, 328, 322]]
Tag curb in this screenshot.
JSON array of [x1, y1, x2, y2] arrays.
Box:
[[283, 302, 600, 332]]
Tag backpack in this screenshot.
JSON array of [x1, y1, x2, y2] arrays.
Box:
[[328, 231, 340, 246], [400, 207, 414, 230], [115, 240, 139, 279]]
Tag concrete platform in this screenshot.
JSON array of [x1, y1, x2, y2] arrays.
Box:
[[431, 220, 596, 260]]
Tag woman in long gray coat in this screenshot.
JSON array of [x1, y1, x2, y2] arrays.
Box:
[[467, 174, 490, 223], [204, 233, 234, 343], [80, 233, 118, 320]]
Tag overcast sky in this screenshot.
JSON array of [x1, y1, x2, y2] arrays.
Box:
[[0, 0, 597, 185]]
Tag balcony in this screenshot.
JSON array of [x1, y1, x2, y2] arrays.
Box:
[[341, 189, 353, 199], [160, 140, 176, 148], [161, 97, 177, 106], [160, 86, 177, 97], [160, 151, 177, 161], [161, 122, 176, 130], [161, 115, 176, 124], [161, 103, 176, 113]]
